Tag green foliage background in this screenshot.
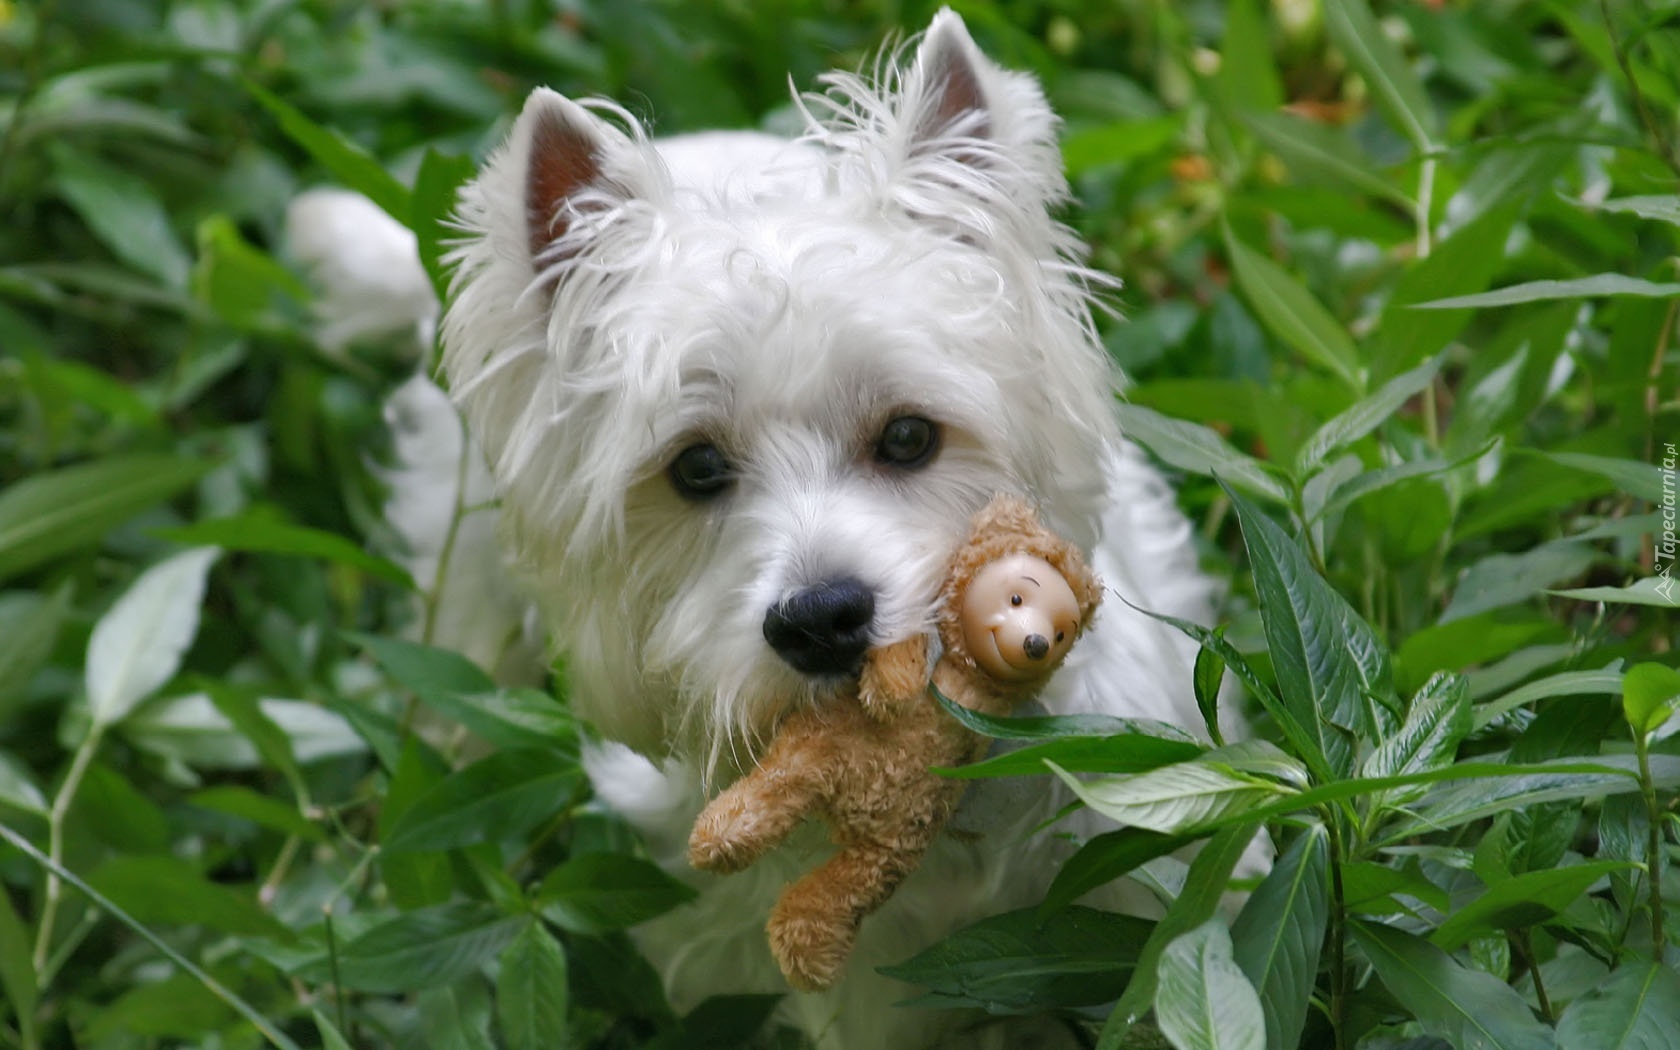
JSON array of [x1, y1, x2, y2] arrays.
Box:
[[1, 0, 1678, 1048]]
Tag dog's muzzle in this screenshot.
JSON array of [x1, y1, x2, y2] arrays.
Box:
[[763, 577, 875, 676]]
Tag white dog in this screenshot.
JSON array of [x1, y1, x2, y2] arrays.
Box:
[[293, 10, 1233, 1048]]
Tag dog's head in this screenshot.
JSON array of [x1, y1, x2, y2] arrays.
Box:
[[441, 9, 1122, 769]]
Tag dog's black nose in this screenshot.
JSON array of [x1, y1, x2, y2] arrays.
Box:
[[763, 577, 875, 676], [1023, 634, 1050, 660]]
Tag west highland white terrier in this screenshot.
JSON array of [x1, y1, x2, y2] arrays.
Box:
[[293, 10, 1236, 1048]]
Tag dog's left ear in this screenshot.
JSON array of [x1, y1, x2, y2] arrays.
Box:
[[887, 9, 1065, 226]]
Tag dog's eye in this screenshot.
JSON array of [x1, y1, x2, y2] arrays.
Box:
[[875, 415, 940, 469], [669, 443, 733, 501]]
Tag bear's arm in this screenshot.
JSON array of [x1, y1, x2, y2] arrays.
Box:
[[858, 636, 932, 722]]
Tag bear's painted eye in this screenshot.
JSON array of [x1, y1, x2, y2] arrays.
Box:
[[669, 443, 733, 501], [1010, 594, 1023, 606], [875, 415, 940, 469]]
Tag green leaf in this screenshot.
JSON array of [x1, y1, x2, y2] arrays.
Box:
[[942, 730, 1202, 780], [1061, 117, 1183, 178], [1473, 667, 1623, 730], [497, 921, 569, 1050], [1096, 825, 1261, 1050], [1113, 402, 1289, 503], [192, 216, 310, 332], [1622, 662, 1680, 736], [1550, 578, 1679, 607], [880, 906, 1152, 1014], [1155, 920, 1265, 1050], [412, 688, 577, 756], [0, 454, 210, 582], [86, 855, 291, 940], [348, 632, 497, 709], [1583, 195, 1680, 226], [382, 748, 581, 854], [379, 738, 455, 910], [1537, 451, 1670, 504], [1224, 228, 1364, 392], [1040, 828, 1194, 919], [1323, 0, 1437, 149], [188, 785, 324, 842], [418, 982, 496, 1050], [86, 548, 220, 729], [1362, 672, 1470, 806], [1430, 860, 1636, 949], [1052, 759, 1288, 835], [1194, 644, 1227, 746], [1241, 111, 1410, 205], [0, 584, 71, 713], [1230, 825, 1328, 1050], [320, 902, 526, 993], [52, 146, 191, 287], [242, 78, 410, 221], [0, 752, 46, 815], [1213, 0, 1283, 114], [1295, 354, 1443, 476], [1380, 762, 1647, 845], [931, 687, 1200, 743], [1414, 274, 1680, 309], [1223, 480, 1390, 776], [535, 853, 698, 935], [1351, 921, 1555, 1050], [0, 886, 36, 1050], [413, 149, 477, 303], [157, 513, 413, 587], [1372, 205, 1520, 378], [1555, 963, 1680, 1050], [312, 1010, 354, 1050]]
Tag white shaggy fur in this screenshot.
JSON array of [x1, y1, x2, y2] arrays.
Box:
[[292, 11, 1243, 1048]]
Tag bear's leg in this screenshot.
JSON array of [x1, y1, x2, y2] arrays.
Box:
[[766, 840, 919, 991], [688, 764, 823, 873]]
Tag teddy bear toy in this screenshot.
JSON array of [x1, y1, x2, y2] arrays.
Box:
[[686, 494, 1103, 991]]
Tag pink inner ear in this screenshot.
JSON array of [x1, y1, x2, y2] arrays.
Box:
[[526, 107, 602, 262], [922, 40, 990, 142]]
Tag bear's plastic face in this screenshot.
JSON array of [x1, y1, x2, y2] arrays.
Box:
[[958, 553, 1083, 682]]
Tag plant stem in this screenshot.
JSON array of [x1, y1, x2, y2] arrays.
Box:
[[1325, 816, 1349, 1050], [0, 821, 303, 1050], [1635, 732, 1667, 956], [32, 726, 103, 974], [1414, 156, 1436, 259]]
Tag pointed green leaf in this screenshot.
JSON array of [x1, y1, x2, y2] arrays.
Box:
[[318, 902, 526, 992], [1622, 662, 1680, 736], [1555, 962, 1680, 1050], [242, 78, 410, 222], [0, 886, 36, 1049], [1041, 828, 1194, 918], [1473, 667, 1623, 730], [1296, 354, 1443, 475], [1550, 578, 1678, 607], [1431, 860, 1636, 949], [52, 146, 191, 287], [1324, 0, 1437, 149], [1096, 825, 1261, 1050], [535, 853, 697, 935], [1352, 921, 1555, 1050], [1214, 0, 1283, 115], [382, 748, 581, 854], [1415, 274, 1680, 309], [1242, 111, 1410, 205], [86, 547, 220, 728], [0, 454, 210, 583], [1051, 760, 1289, 835], [1538, 451, 1670, 504], [1113, 402, 1289, 503], [413, 149, 477, 303], [1584, 195, 1680, 226], [85, 855, 291, 940], [1363, 672, 1470, 796], [1156, 921, 1265, 1050], [157, 513, 414, 587], [880, 906, 1153, 1014], [497, 921, 569, 1050], [1224, 229, 1364, 392], [417, 981, 496, 1050], [1223, 481, 1390, 776], [1230, 825, 1328, 1050]]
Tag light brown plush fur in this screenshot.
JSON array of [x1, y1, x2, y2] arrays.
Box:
[[686, 495, 1103, 991]]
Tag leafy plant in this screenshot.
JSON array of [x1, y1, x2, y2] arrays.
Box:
[[1, 1, 1677, 1049]]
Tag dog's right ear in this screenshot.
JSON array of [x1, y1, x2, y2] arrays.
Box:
[[511, 89, 657, 274]]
